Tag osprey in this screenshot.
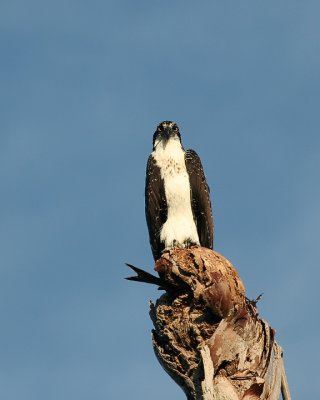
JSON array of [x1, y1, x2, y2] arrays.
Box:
[[145, 121, 213, 261]]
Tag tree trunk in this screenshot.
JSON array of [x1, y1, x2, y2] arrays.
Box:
[[127, 247, 291, 400]]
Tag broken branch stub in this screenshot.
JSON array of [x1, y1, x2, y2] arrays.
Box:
[[147, 247, 290, 399]]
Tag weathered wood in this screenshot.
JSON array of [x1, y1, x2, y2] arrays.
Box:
[[128, 247, 291, 399], [280, 356, 291, 400], [200, 346, 215, 400]]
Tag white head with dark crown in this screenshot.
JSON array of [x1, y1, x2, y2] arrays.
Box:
[[153, 121, 182, 150]]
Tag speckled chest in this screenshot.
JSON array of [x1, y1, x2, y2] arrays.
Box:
[[152, 141, 188, 180]]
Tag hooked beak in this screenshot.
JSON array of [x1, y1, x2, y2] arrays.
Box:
[[161, 128, 171, 141]]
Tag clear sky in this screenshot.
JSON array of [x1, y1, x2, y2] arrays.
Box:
[[1, 1, 319, 399]]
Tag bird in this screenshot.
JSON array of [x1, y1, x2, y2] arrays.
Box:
[[145, 121, 213, 261]]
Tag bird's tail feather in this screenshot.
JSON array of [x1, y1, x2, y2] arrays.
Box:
[[125, 263, 165, 287]]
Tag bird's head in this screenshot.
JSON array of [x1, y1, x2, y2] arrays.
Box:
[[153, 121, 181, 150]]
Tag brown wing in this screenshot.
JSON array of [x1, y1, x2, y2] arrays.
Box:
[[145, 155, 167, 261], [185, 149, 213, 249]]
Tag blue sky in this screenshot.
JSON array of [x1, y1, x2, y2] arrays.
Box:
[[0, 1, 319, 398]]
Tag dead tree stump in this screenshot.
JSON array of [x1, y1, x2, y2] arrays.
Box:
[[127, 247, 291, 400]]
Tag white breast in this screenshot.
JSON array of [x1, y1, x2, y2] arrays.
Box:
[[152, 139, 200, 249]]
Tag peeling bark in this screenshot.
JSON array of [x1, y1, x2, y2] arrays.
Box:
[[127, 247, 291, 400]]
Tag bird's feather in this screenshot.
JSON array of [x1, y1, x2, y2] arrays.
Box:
[[145, 155, 167, 260], [185, 149, 213, 249]]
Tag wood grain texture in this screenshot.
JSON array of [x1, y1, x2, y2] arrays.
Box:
[[127, 247, 291, 399]]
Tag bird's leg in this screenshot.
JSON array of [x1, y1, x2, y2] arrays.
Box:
[[184, 239, 199, 249]]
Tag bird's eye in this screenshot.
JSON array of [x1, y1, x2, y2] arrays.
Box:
[[172, 125, 178, 131]]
